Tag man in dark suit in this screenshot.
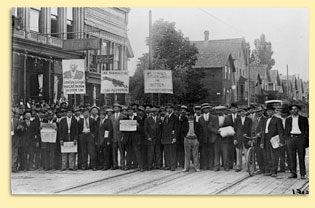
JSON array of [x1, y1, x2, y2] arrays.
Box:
[[144, 107, 162, 170], [110, 103, 127, 170], [59, 107, 78, 170], [177, 105, 188, 169], [63, 63, 84, 79], [122, 107, 144, 171], [198, 103, 212, 170], [161, 103, 179, 171], [41, 111, 58, 170], [95, 109, 113, 170], [250, 107, 266, 174], [19, 111, 40, 171], [78, 108, 97, 171], [215, 106, 234, 171], [285, 104, 309, 179], [226, 103, 239, 169], [11, 109, 23, 172], [260, 104, 285, 177], [234, 107, 252, 172], [208, 108, 222, 171]]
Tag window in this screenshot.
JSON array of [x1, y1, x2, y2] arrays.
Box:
[[51, 8, 58, 37], [30, 7, 41, 32], [66, 8, 73, 39], [224, 66, 228, 79], [228, 67, 231, 80], [101, 41, 111, 71], [114, 44, 121, 70]]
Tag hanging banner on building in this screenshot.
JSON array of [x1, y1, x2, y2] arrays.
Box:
[[101, 71, 129, 94], [62, 59, 86, 95], [144, 70, 173, 94]]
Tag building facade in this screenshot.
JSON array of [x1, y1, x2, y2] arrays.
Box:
[[11, 7, 134, 106]]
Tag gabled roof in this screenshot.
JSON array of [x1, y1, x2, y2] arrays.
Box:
[[269, 70, 281, 86], [249, 64, 269, 82], [192, 41, 235, 70]]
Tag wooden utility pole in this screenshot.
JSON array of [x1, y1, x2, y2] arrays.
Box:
[[287, 64, 289, 99], [149, 10, 154, 105]]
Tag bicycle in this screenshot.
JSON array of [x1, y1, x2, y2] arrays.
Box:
[[243, 134, 258, 176]]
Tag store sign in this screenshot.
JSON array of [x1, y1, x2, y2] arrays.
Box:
[[95, 55, 114, 64], [63, 38, 101, 51]]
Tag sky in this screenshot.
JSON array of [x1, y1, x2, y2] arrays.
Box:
[[127, 8, 309, 80]]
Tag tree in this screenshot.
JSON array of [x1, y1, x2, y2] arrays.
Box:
[[250, 34, 275, 69], [130, 19, 208, 105]]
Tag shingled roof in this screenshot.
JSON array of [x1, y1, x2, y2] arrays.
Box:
[[192, 40, 236, 70], [249, 64, 269, 82]]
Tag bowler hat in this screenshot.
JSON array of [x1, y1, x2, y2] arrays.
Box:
[[266, 104, 275, 111], [289, 104, 302, 110], [230, 103, 238, 109]]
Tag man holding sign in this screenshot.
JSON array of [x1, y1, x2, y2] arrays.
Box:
[[59, 107, 78, 171]]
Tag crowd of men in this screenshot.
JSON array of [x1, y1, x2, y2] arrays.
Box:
[[11, 98, 309, 179]]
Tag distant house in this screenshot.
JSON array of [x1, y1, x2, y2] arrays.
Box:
[[192, 31, 249, 104], [192, 37, 236, 106], [249, 64, 269, 103]]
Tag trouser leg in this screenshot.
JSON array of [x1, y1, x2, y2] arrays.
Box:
[[12, 138, 19, 171], [270, 145, 279, 174], [255, 145, 265, 173], [296, 137, 306, 176], [184, 138, 191, 170], [170, 144, 177, 170], [61, 153, 68, 170], [279, 146, 286, 171], [154, 143, 161, 168], [112, 142, 118, 168], [192, 140, 200, 170], [103, 143, 112, 169], [177, 143, 185, 168], [68, 153, 75, 170], [235, 146, 243, 170], [87, 134, 96, 168], [80, 134, 88, 169], [214, 140, 221, 170], [133, 142, 143, 169], [118, 142, 125, 169], [220, 142, 229, 170]]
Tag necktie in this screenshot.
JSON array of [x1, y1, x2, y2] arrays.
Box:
[[27, 121, 30, 127], [85, 118, 89, 129]]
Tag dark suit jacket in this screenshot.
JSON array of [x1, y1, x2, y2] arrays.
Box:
[[251, 115, 266, 145], [198, 114, 211, 143], [20, 120, 40, 147], [59, 117, 78, 142], [122, 116, 143, 145], [178, 115, 189, 145], [208, 114, 221, 143], [12, 118, 23, 147], [78, 117, 97, 137], [95, 117, 113, 146], [261, 116, 284, 149], [144, 116, 162, 145], [161, 113, 179, 145], [234, 116, 252, 149], [284, 115, 309, 148], [179, 119, 200, 142], [110, 113, 126, 143]]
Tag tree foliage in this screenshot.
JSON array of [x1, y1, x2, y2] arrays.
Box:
[[130, 19, 208, 105], [250, 34, 275, 69]]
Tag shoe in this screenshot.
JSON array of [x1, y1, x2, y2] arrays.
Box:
[[256, 170, 262, 174], [214, 168, 220, 171], [182, 169, 189, 172], [195, 169, 201, 172], [124, 167, 131, 171], [140, 168, 145, 172], [224, 168, 230, 172], [288, 174, 297, 178], [301, 175, 307, 180], [271, 173, 277, 177], [171, 168, 175, 171], [111, 167, 118, 170], [12, 168, 18, 173], [163, 167, 171, 170], [93, 167, 97, 171], [264, 172, 272, 176], [278, 169, 285, 173], [235, 169, 241, 172]]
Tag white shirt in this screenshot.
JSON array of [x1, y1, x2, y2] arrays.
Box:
[[83, 118, 90, 133], [241, 116, 246, 126], [265, 117, 272, 134], [152, 116, 157, 123], [203, 113, 209, 122], [67, 117, 72, 133], [291, 115, 302, 134], [115, 112, 120, 120], [195, 114, 201, 122], [129, 115, 135, 120], [218, 116, 225, 127], [232, 113, 237, 122]]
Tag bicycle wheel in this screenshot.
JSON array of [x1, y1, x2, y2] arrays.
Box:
[[247, 147, 255, 176]]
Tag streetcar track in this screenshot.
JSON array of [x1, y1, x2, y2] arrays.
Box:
[[54, 170, 138, 193], [115, 171, 193, 194], [210, 171, 259, 194]]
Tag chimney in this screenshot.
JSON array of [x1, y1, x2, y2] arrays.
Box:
[[204, 30, 209, 41]]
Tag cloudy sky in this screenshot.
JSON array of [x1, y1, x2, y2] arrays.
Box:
[[127, 8, 309, 80]]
